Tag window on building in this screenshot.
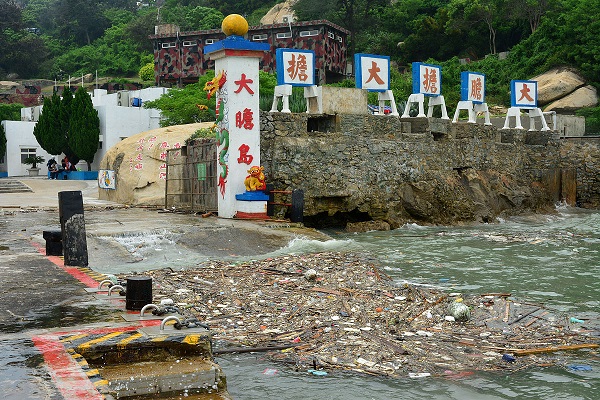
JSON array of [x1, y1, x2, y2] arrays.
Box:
[[182, 40, 196, 47], [161, 42, 176, 48], [21, 148, 37, 163], [336, 35, 343, 43], [327, 32, 335, 39], [252, 34, 268, 41], [205, 38, 216, 44], [300, 30, 319, 37], [276, 32, 292, 39]]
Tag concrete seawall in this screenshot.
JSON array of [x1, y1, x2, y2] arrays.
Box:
[[260, 112, 600, 227]]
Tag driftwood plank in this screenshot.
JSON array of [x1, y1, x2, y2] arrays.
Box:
[[513, 343, 599, 356]]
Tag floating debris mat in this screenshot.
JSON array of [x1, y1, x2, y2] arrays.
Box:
[[127, 252, 599, 377]]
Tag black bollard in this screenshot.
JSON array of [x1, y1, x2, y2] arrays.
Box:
[[58, 191, 88, 266], [42, 230, 63, 256], [290, 189, 304, 223], [126, 276, 153, 310], [265, 183, 275, 217]]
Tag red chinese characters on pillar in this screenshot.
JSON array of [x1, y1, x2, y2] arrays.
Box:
[[237, 144, 254, 165], [287, 53, 308, 82], [235, 108, 254, 130], [234, 73, 254, 95], [423, 68, 438, 94]]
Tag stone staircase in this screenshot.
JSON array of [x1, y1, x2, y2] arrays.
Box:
[[0, 179, 33, 193]]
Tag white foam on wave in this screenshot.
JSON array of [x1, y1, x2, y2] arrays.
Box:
[[100, 229, 179, 258], [264, 235, 361, 257]]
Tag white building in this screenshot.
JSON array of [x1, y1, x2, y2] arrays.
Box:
[[0, 87, 167, 177]]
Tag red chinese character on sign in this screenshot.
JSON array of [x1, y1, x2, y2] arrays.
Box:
[[235, 108, 254, 130], [234, 73, 254, 94], [237, 144, 254, 164], [471, 77, 483, 101], [365, 61, 384, 85], [423, 68, 438, 93], [287, 53, 308, 81], [518, 84, 534, 102]]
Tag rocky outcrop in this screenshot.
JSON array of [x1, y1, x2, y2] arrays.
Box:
[[98, 122, 209, 205], [544, 85, 598, 112], [260, 0, 297, 25], [532, 67, 598, 115], [533, 68, 586, 105]]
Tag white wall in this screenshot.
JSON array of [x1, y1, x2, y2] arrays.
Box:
[[93, 105, 162, 170], [2, 120, 52, 176], [1, 87, 168, 176]]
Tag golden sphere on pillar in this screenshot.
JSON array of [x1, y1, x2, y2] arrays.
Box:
[[221, 14, 249, 36]]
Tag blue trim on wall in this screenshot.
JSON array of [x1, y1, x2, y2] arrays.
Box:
[[48, 171, 98, 180]]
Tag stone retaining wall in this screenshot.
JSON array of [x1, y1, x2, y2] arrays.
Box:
[[260, 112, 600, 227]]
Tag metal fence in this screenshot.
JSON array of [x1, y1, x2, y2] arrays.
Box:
[[164, 139, 218, 212]]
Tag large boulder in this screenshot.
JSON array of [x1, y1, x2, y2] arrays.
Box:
[[532, 67, 586, 105], [98, 122, 211, 205], [544, 85, 598, 113], [260, 0, 297, 24]]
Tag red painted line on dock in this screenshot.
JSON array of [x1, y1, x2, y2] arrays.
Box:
[[32, 334, 104, 400], [32, 241, 99, 288], [30, 240, 164, 397]]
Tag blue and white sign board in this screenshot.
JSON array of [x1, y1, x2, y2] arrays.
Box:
[[276, 49, 315, 86], [510, 80, 538, 108], [355, 53, 390, 92], [461, 71, 485, 104], [412, 62, 442, 97], [98, 169, 116, 190]]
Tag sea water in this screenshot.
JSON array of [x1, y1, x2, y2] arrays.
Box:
[[221, 206, 599, 399]]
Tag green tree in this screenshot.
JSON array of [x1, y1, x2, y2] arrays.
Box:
[[59, 87, 74, 158], [0, 122, 6, 163], [0, 103, 24, 121], [139, 62, 155, 82], [143, 71, 216, 127], [161, 5, 223, 31], [33, 92, 66, 155], [68, 88, 100, 170]]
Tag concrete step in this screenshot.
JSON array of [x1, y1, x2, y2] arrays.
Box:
[[0, 179, 33, 193]]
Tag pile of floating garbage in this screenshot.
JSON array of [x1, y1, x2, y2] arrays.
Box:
[[133, 252, 598, 377]]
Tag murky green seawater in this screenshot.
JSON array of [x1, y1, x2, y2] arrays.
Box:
[[221, 206, 600, 399]]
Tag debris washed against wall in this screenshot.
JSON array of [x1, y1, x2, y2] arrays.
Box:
[[128, 252, 598, 377]]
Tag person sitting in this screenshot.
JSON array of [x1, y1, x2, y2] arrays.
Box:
[[48, 161, 58, 179], [48, 159, 59, 179]]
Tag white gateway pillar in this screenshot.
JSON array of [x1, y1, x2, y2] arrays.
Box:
[[204, 15, 270, 218]]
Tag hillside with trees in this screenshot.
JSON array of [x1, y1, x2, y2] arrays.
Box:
[[0, 0, 598, 129]]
